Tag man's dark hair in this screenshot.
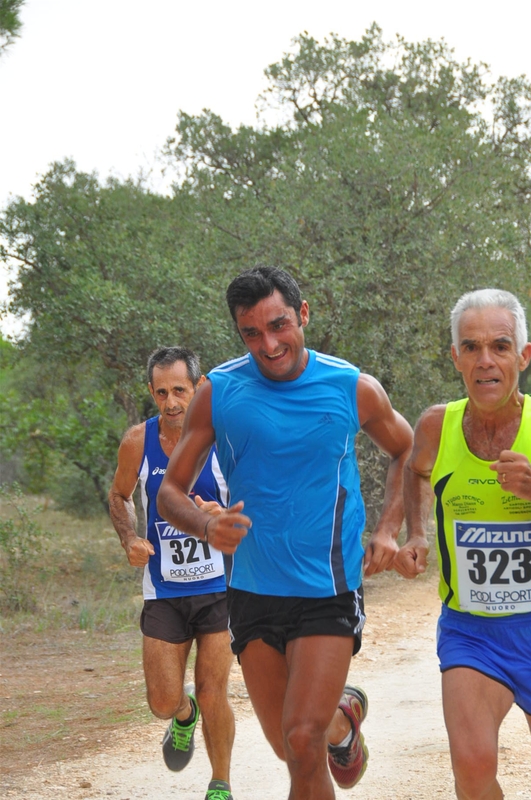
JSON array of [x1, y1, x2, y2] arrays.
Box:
[[147, 347, 202, 387], [226, 265, 303, 323]]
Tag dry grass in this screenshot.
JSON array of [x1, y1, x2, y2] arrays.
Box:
[[0, 492, 151, 774]]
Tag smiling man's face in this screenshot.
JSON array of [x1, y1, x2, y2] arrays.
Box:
[[235, 289, 310, 382]]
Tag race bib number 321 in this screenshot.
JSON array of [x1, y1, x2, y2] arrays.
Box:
[[455, 520, 531, 614], [155, 521, 225, 583]]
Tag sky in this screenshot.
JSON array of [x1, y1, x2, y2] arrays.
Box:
[[1, 0, 531, 331]]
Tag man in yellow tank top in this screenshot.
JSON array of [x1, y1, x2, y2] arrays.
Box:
[[395, 289, 531, 800]]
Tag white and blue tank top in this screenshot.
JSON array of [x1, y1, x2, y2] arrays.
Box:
[[138, 415, 228, 599]]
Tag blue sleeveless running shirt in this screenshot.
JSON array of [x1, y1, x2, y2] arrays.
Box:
[[208, 349, 366, 597], [139, 415, 228, 599]]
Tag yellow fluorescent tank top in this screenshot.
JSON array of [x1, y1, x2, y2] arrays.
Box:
[[431, 396, 531, 616]]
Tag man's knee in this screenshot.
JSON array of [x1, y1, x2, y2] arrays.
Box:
[[146, 694, 175, 720], [195, 637, 233, 700], [284, 719, 326, 765], [146, 684, 188, 720], [195, 681, 228, 712], [452, 746, 498, 798]]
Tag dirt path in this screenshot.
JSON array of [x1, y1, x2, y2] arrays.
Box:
[[3, 572, 531, 799]]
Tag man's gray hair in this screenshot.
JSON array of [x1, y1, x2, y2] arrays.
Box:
[[146, 346, 201, 387], [451, 288, 528, 354]]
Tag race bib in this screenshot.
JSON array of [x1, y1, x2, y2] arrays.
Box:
[[454, 520, 531, 614], [155, 521, 225, 583]]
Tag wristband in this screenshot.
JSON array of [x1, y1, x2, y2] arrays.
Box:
[[204, 517, 213, 543]]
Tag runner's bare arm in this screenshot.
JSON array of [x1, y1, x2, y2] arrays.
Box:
[[108, 424, 155, 567], [357, 373, 414, 576], [394, 405, 444, 578], [157, 381, 252, 555]]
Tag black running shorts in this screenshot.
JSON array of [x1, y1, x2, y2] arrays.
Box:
[[227, 587, 365, 656], [140, 592, 228, 644]]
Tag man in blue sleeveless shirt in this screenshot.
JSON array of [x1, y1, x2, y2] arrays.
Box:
[[158, 268, 413, 800], [109, 347, 235, 800]]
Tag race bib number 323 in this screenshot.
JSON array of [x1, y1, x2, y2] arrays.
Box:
[[455, 520, 531, 614]]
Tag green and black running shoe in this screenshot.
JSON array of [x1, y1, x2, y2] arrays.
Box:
[[162, 685, 200, 771], [205, 779, 233, 800]]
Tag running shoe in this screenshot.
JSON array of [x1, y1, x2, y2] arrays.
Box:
[[327, 685, 369, 789], [205, 779, 234, 800], [162, 684, 199, 771]]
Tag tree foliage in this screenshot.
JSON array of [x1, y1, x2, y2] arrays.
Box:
[[0, 0, 24, 56], [166, 26, 531, 414], [0, 338, 125, 513], [0, 166, 235, 512], [3, 25, 531, 517], [1, 162, 236, 417]]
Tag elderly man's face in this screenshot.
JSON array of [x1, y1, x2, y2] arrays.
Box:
[[451, 306, 531, 411]]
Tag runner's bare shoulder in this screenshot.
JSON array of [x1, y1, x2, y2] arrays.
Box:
[[410, 405, 447, 473], [118, 421, 147, 462]]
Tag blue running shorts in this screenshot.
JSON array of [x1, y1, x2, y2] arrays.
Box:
[[437, 604, 531, 714]]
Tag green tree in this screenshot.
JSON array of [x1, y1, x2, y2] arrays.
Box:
[[0, 335, 126, 513], [0, 0, 24, 56], [0, 164, 237, 511], [163, 27, 531, 521], [1, 161, 235, 422], [165, 25, 531, 419], [4, 25, 531, 518]]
